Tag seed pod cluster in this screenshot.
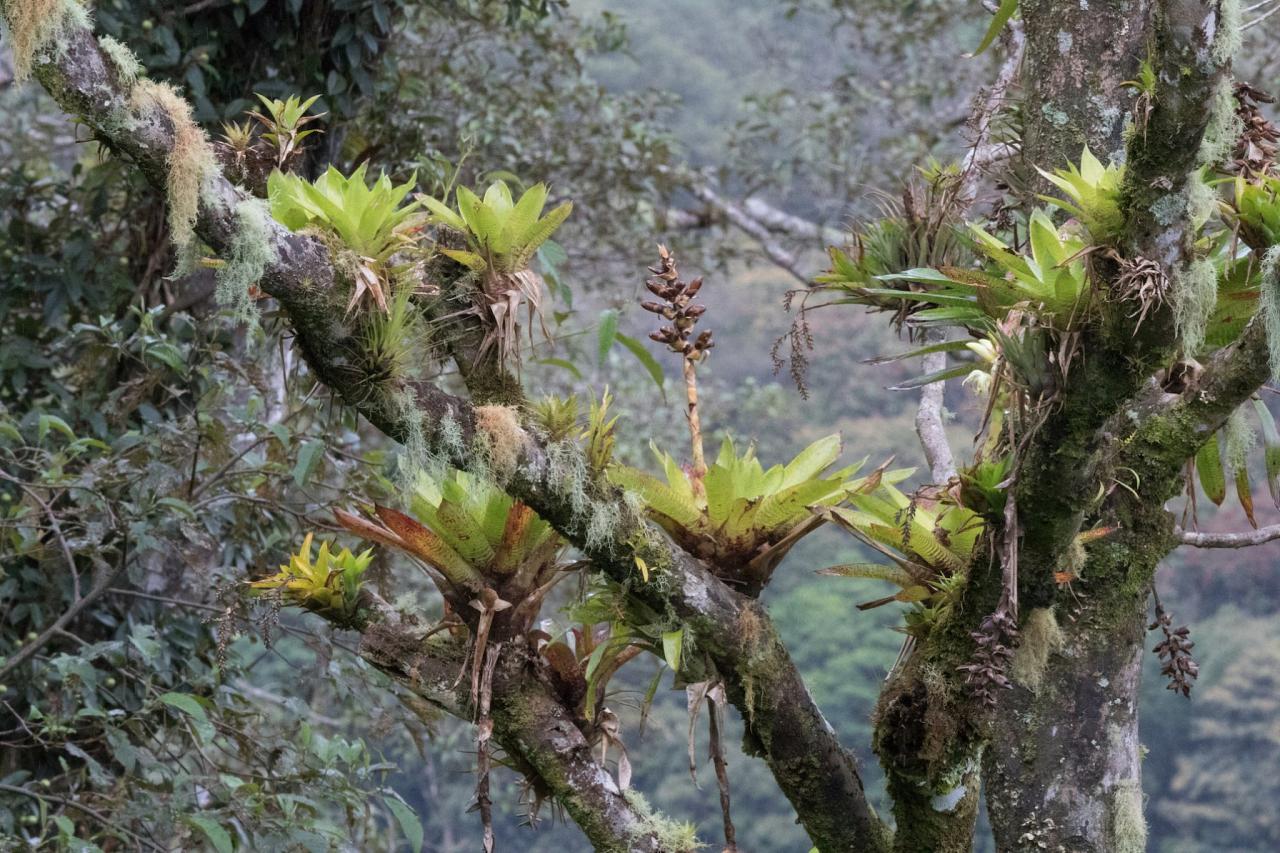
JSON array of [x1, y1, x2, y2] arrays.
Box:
[[642, 244, 714, 362], [1231, 82, 1278, 178]]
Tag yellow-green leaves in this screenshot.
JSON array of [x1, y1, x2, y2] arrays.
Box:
[[421, 179, 572, 274], [249, 533, 374, 625], [268, 163, 423, 311], [1037, 146, 1126, 242], [269, 164, 420, 258], [818, 483, 982, 625], [613, 434, 897, 586], [335, 470, 567, 626], [1233, 173, 1280, 247]]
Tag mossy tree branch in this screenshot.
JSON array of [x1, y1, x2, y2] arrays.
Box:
[[353, 609, 682, 853], [6, 11, 890, 851]]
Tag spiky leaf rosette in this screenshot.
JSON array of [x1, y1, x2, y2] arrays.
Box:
[[335, 470, 569, 637], [1036, 146, 1126, 242], [877, 209, 1094, 333], [420, 180, 572, 368], [267, 163, 424, 313], [612, 434, 901, 591], [249, 533, 374, 628], [817, 482, 983, 630]]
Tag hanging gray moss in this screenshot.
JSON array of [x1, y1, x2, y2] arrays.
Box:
[[1262, 247, 1280, 380], [1198, 77, 1243, 169], [1185, 172, 1218, 231], [1111, 779, 1147, 853], [1223, 405, 1256, 479], [97, 34, 141, 86], [1010, 608, 1065, 693], [215, 198, 277, 326], [1213, 0, 1243, 67], [2, 0, 92, 82], [129, 80, 219, 253], [1172, 258, 1219, 356]]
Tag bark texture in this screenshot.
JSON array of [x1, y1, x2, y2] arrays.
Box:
[[1019, 0, 1151, 178]]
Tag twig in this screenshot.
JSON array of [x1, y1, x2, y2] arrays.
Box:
[[915, 327, 958, 483], [0, 470, 80, 598], [0, 562, 125, 680], [0, 783, 167, 852], [688, 181, 812, 286], [956, 17, 1026, 211], [1175, 523, 1280, 548]]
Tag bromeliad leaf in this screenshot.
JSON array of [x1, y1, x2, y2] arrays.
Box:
[[612, 434, 875, 590]]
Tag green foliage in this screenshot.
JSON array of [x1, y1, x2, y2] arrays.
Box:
[[531, 394, 581, 442], [336, 470, 568, 631], [1234, 174, 1280, 248], [958, 454, 1012, 519], [612, 434, 895, 585], [973, 0, 1017, 56], [268, 163, 421, 263], [584, 388, 620, 473], [248, 92, 324, 167], [1036, 146, 1126, 242], [250, 532, 375, 626], [819, 482, 982, 633], [874, 209, 1093, 333], [268, 163, 423, 310], [421, 179, 572, 275]]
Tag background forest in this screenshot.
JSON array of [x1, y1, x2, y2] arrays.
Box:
[[2, 1, 1278, 851]]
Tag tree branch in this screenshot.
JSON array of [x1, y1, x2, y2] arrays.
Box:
[[9, 14, 890, 851], [956, 18, 1025, 210], [688, 179, 813, 286], [915, 328, 958, 483], [1176, 523, 1280, 547], [355, 613, 677, 852]]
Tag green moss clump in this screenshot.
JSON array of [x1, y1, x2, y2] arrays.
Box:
[[1212, 0, 1242, 66], [622, 791, 703, 852], [1172, 257, 1218, 355], [97, 34, 141, 86], [1111, 779, 1147, 853], [215, 198, 276, 326], [1011, 608, 1065, 693], [2, 0, 91, 82], [1198, 76, 1243, 168]]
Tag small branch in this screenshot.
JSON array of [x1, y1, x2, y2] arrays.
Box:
[[0, 562, 125, 680], [957, 18, 1026, 210], [915, 328, 958, 483], [688, 180, 812, 286], [1176, 523, 1280, 548], [0, 783, 166, 852], [740, 197, 845, 245]]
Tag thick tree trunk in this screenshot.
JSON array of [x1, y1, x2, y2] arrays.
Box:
[[983, 604, 1146, 852], [1019, 0, 1150, 178]]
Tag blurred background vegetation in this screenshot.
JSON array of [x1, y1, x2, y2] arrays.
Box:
[[2, 1, 1278, 850]]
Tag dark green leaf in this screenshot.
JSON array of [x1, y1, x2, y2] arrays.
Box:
[[597, 309, 619, 367]]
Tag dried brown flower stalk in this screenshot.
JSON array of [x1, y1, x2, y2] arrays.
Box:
[[643, 244, 714, 494]]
